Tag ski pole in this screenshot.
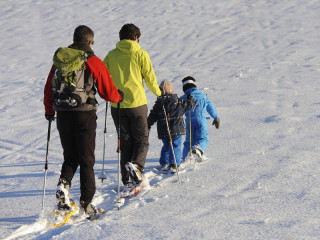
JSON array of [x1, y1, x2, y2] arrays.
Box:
[[41, 119, 52, 216], [189, 110, 193, 163], [116, 102, 121, 209], [162, 104, 181, 184], [98, 102, 108, 183]]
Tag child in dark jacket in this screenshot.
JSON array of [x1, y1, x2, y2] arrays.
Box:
[[148, 80, 194, 172]]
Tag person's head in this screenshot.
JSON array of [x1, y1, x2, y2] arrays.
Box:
[[119, 23, 141, 41], [159, 80, 174, 95], [182, 76, 196, 93], [73, 25, 94, 46]]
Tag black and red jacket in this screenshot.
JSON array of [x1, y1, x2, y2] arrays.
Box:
[[44, 42, 121, 115]]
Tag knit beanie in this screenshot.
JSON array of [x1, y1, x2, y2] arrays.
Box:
[[182, 76, 196, 92], [159, 80, 174, 95]]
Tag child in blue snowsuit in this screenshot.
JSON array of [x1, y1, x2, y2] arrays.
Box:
[[148, 80, 194, 172], [180, 76, 220, 161]]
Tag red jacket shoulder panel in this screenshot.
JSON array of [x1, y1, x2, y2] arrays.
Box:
[[86, 56, 121, 103], [43, 65, 55, 115]]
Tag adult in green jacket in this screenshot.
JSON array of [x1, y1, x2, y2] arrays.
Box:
[[103, 23, 161, 187]]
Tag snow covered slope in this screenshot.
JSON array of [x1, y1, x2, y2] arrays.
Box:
[[1, 0, 320, 239]]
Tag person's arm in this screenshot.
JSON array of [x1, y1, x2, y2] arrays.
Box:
[[86, 56, 122, 103], [147, 100, 160, 128], [185, 94, 195, 111], [140, 50, 161, 96], [43, 65, 55, 116], [206, 97, 218, 119]]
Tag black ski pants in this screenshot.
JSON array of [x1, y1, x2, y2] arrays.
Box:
[[111, 104, 149, 184], [57, 110, 97, 203]]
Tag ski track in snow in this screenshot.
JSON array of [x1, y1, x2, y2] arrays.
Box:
[[1, 0, 320, 239]]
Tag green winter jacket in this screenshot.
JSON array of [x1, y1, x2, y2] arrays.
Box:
[[103, 40, 161, 108]]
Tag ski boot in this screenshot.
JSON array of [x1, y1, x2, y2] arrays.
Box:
[[48, 178, 76, 227], [192, 148, 204, 162], [169, 164, 179, 173], [80, 200, 105, 221], [56, 178, 72, 209], [160, 164, 170, 173], [125, 162, 143, 184]]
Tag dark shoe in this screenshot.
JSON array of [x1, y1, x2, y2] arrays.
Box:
[[169, 164, 179, 173], [80, 201, 97, 215], [123, 176, 133, 185], [192, 148, 203, 162], [125, 162, 143, 184], [160, 164, 170, 172], [80, 200, 105, 220], [56, 178, 71, 209]]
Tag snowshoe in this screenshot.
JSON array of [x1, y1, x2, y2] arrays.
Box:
[[114, 177, 150, 209], [48, 199, 77, 227], [120, 182, 143, 198]]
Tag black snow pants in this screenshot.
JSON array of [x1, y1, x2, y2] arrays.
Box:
[[111, 104, 149, 184], [56, 110, 97, 203]]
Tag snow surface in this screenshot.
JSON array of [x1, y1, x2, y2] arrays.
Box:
[[1, 0, 320, 239]]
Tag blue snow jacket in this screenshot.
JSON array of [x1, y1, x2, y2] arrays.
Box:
[[148, 94, 194, 139], [180, 87, 218, 159]]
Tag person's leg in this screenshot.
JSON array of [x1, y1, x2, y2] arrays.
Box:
[[194, 118, 209, 152], [170, 136, 182, 166], [183, 118, 196, 160], [57, 111, 79, 185], [160, 139, 170, 167], [182, 119, 190, 160], [111, 107, 133, 184], [76, 111, 97, 204], [128, 105, 149, 169]]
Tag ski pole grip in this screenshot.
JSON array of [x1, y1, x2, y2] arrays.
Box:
[[104, 101, 108, 133], [47, 120, 52, 141]]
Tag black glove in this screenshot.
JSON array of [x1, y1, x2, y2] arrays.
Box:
[[186, 94, 195, 109], [118, 89, 124, 102], [187, 94, 193, 101], [45, 113, 55, 121], [212, 118, 220, 129]]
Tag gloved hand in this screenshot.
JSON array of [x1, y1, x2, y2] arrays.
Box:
[[45, 113, 55, 121], [187, 94, 195, 109], [187, 94, 193, 101], [212, 118, 220, 129], [118, 89, 124, 102]]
